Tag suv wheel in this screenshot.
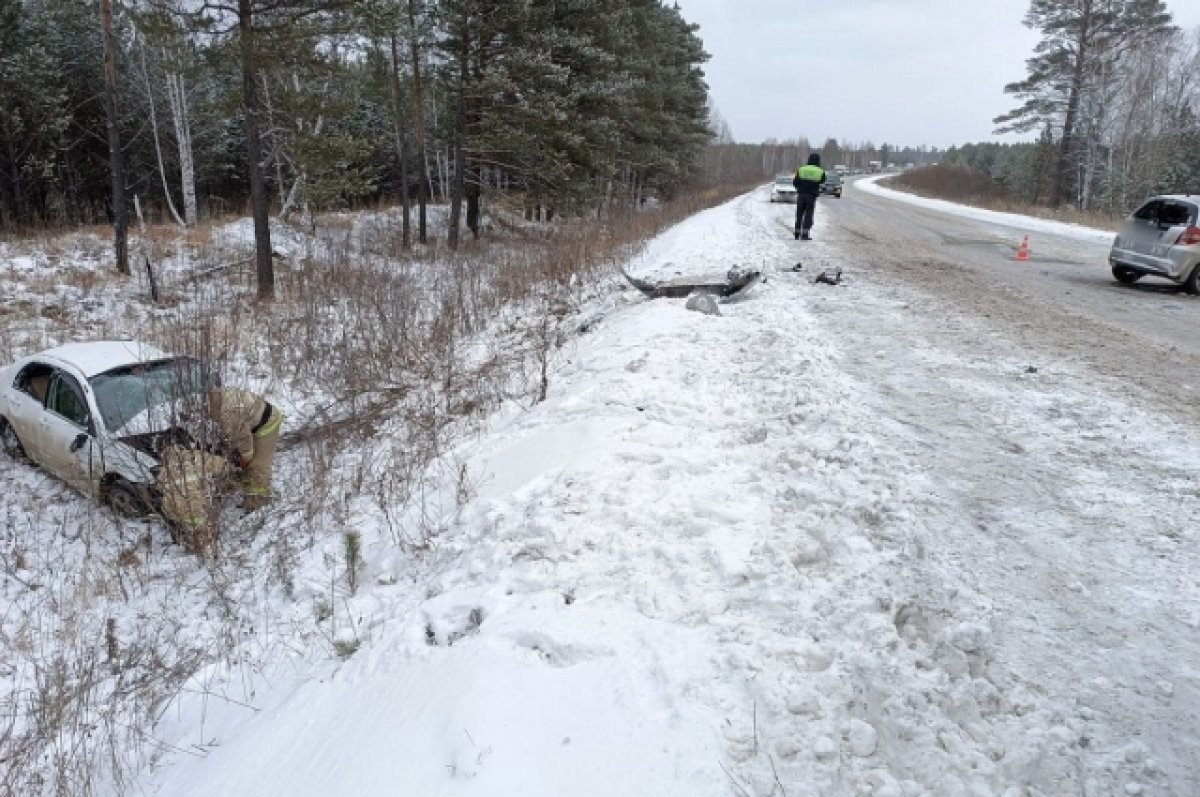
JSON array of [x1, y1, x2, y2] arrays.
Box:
[[107, 478, 151, 519], [1112, 266, 1140, 285], [1184, 264, 1200, 296], [1, 418, 26, 461]]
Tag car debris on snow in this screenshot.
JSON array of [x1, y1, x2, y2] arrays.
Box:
[[620, 265, 762, 299], [814, 268, 843, 285]]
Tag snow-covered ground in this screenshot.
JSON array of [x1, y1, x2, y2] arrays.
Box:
[[856, 174, 1117, 245], [135, 192, 1199, 795], [4, 190, 1198, 796]]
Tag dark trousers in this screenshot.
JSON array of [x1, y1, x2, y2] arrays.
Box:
[[795, 194, 817, 234]]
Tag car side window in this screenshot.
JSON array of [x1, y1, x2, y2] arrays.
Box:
[[1132, 200, 1162, 222], [1159, 202, 1192, 227], [15, 363, 54, 405], [47, 373, 91, 429]]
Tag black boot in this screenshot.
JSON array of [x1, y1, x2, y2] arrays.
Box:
[[794, 230, 800, 240]]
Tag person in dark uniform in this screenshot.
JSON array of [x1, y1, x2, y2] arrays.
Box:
[[792, 153, 826, 240]]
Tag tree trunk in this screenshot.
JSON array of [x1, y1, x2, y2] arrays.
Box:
[[139, 40, 185, 227], [100, 0, 129, 275], [465, 171, 480, 238], [390, 34, 411, 249], [166, 70, 198, 225], [408, 0, 429, 244], [239, 0, 274, 300], [1052, 0, 1092, 207], [280, 174, 304, 221], [6, 141, 26, 222], [447, 19, 468, 250], [465, 34, 484, 240]]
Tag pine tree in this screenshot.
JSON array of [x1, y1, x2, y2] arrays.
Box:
[[0, 0, 70, 226], [163, 0, 352, 299], [100, 0, 130, 274], [994, 0, 1173, 207]]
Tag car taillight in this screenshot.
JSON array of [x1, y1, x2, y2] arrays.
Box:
[[1177, 226, 1200, 245]]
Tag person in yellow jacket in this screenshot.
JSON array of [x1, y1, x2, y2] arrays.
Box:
[[208, 387, 284, 511], [158, 443, 230, 554], [792, 152, 827, 241]]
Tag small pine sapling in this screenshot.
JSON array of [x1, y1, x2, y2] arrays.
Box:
[[343, 531, 362, 595]]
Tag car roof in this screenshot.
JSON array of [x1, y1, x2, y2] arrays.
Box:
[[30, 341, 174, 378], [1145, 195, 1199, 204]]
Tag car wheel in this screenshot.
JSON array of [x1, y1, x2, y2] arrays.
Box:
[[0, 417, 26, 461], [1184, 264, 1200, 295], [107, 477, 151, 519], [1111, 266, 1141, 285]]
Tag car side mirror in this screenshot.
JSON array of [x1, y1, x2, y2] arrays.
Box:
[[69, 433, 89, 453]]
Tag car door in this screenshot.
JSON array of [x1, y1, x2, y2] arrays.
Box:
[[5, 361, 54, 462], [38, 370, 98, 492]]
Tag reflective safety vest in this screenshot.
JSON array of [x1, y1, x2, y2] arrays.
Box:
[[796, 164, 825, 182]]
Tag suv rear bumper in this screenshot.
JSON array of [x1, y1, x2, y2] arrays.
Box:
[[1110, 257, 1173, 279], [1110, 241, 1200, 282]]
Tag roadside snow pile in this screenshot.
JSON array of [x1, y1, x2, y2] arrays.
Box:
[[856, 174, 1116, 245], [141, 191, 1200, 796]]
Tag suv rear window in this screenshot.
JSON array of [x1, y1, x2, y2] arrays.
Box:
[[1159, 202, 1196, 227]]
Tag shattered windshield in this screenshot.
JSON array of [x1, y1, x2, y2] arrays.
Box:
[[89, 358, 207, 434]]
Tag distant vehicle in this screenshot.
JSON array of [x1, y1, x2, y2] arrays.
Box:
[[1109, 196, 1200, 293], [868, 161, 883, 173], [770, 174, 798, 204], [834, 165, 850, 176], [0, 341, 209, 517], [820, 171, 843, 198]]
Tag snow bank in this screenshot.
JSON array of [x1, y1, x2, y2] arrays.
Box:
[[143, 190, 1200, 796], [855, 174, 1117, 244]]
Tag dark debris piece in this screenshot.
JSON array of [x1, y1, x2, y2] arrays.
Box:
[[814, 268, 843, 286]]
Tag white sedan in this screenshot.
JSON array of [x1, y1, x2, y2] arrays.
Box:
[[0, 341, 208, 517], [770, 175, 798, 204]]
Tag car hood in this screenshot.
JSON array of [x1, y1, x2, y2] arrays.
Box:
[[110, 397, 194, 438], [773, 185, 797, 192]]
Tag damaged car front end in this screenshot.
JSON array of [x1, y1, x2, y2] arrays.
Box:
[[0, 342, 218, 523]]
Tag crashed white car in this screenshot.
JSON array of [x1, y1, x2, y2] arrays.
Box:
[[0, 341, 208, 517]]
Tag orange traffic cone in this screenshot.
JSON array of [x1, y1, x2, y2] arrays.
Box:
[[1015, 235, 1030, 262]]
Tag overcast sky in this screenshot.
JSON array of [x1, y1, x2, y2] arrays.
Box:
[[671, 0, 1200, 149]]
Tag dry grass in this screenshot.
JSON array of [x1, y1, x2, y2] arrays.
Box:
[[0, 180, 760, 794], [882, 166, 1124, 231]]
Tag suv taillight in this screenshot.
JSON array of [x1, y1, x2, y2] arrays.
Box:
[[1177, 226, 1200, 246]]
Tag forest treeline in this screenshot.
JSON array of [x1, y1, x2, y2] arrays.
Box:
[[975, 1, 1200, 212], [0, 1, 721, 240]]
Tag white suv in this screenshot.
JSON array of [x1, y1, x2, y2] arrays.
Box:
[[0, 341, 208, 517], [1109, 196, 1200, 293]]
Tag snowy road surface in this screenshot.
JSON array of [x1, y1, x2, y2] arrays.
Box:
[[146, 188, 1200, 796]]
